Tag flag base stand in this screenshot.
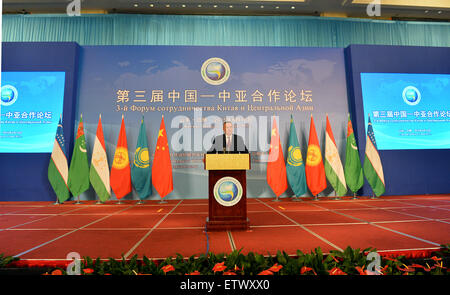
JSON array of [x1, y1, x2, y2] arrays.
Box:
[[137, 200, 145, 205], [332, 197, 342, 200], [312, 195, 320, 201], [116, 200, 123, 204], [291, 195, 302, 202], [158, 199, 168, 204], [352, 193, 358, 200], [271, 196, 281, 202], [95, 200, 104, 205], [53, 201, 61, 205], [74, 197, 82, 205], [370, 194, 378, 200]]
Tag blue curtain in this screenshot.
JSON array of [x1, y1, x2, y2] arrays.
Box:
[[3, 14, 450, 47]]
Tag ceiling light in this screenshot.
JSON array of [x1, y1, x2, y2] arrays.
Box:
[[291, 6, 295, 9], [213, 5, 218, 8], [275, 6, 279, 9], [198, 4, 202, 7], [438, 10, 442, 14], [260, 5, 264, 8], [245, 5, 248, 9], [166, 4, 170, 8], [229, 5, 233, 8], [134, 4, 138, 7], [182, 4, 186, 8]]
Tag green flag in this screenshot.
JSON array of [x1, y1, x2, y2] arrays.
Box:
[[68, 115, 90, 197], [344, 114, 364, 193], [286, 115, 307, 197], [131, 118, 152, 200]]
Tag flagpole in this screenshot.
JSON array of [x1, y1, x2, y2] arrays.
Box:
[[271, 195, 281, 202], [292, 195, 302, 202], [332, 191, 341, 201], [75, 195, 82, 204], [137, 199, 145, 204], [352, 192, 358, 200], [117, 198, 123, 204], [313, 194, 320, 201]]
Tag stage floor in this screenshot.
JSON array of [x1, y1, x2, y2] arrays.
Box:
[[1, 195, 449, 263]]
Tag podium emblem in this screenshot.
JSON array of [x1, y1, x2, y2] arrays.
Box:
[[213, 177, 243, 207]]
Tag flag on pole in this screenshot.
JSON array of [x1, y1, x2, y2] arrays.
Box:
[[131, 117, 152, 200], [363, 115, 385, 197], [305, 115, 327, 196], [324, 115, 347, 196], [344, 114, 364, 193], [286, 115, 307, 197], [68, 114, 90, 197], [266, 117, 288, 197], [89, 114, 111, 202], [48, 117, 70, 203], [152, 115, 173, 199], [110, 115, 132, 199]]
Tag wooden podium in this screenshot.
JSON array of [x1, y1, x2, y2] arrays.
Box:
[[204, 153, 250, 231]]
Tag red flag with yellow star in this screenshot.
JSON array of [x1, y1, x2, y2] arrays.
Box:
[[110, 115, 132, 199], [152, 116, 173, 199], [266, 117, 288, 197], [305, 115, 327, 196]]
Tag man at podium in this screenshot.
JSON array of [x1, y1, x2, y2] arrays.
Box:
[[208, 121, 248, 153]]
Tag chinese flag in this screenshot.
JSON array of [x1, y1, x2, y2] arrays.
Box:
[[266, 118, 288, 197], [110, 115, 132, 199], [305, 115, 327, 196], [152, 116, 173, 199]]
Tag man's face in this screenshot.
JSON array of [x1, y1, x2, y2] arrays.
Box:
[[223, 122, 233, 136]]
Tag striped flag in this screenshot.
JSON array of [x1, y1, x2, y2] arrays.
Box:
[[363, 115, 385, 197], [324, 115, 347, 196], [48, 117, 70, 203], [89, 115, 111, 202]]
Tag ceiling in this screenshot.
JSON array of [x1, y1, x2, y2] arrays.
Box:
[[3, 0, 450, 21]]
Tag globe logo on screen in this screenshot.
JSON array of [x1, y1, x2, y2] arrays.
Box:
[[402, 86, 421, 106], [201, 58, 230, 85], [213, 177, 243, 207], [1, 85, 18, 106]]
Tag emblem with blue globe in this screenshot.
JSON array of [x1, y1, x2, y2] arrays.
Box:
[[213, 177, 243, 207], [201, 57, 230, 86], [1, 85, 19, 106], [402, 86, 421, 106]]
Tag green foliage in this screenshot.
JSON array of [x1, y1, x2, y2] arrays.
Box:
[[0, 254, 19, 268], [1, 245, 449, 275]]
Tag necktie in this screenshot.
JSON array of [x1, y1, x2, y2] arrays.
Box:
[[226, 136, 231, 151]]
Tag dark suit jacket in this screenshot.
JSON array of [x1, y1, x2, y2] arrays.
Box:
[[208, 134, 248, 153]]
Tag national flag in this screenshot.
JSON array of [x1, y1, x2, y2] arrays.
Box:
[[324, 115, 347, 196], [68, 114, 90, 197], [48, 117, 70, 203], [89, 114, 111, 202], [305, 115, 327, 196], [110, 115, 132, 199], [131, 117, 152, 200], [363, 115, 385, 197], [266, 117, 288, 197], [344, 114, 364, 193], [286, 115, 307, 197], [152, 115, 173, 199]]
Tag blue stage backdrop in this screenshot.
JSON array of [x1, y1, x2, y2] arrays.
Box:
[[345, 45, 450, 196], [0, 42, 80, 201], [1, 43, 449, 201], [76, 45, 349, 200]]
